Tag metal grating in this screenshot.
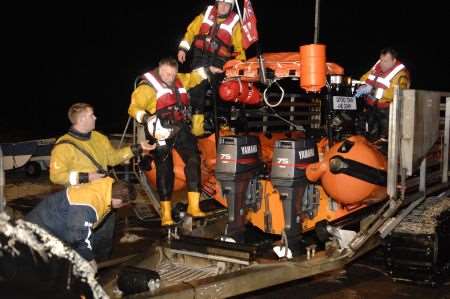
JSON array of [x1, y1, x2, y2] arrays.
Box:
[[157, 262, 220, 285]]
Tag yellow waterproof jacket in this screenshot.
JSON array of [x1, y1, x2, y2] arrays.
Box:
[[67, 177, 113, 228], [50, 131, 134, 185], [179, 11, 246, 61], [25, 177, 116, 261], [360, 69, 410, 103], [129, 70, 206, 121]]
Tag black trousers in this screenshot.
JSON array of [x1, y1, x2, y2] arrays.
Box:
[[153, 124, 201, 200], [190, 48, 227, 114], [189, 79, 210, 114], [91, 211, 116, 261], [366, 105, 390, 139], [25, 191, 116, 262]]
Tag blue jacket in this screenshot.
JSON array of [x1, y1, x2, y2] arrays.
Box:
[[25, 177, 114, 261]]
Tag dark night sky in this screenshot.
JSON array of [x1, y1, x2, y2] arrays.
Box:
[[2, 1, 449, 142]]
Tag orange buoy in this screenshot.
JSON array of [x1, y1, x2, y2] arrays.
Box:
[[306, 135, 387, 205], [299, 44, 326, 92], [219, 79, 262, 105]]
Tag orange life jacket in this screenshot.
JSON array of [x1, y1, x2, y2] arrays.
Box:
[[193, 5, 240, 58], [142, 70, 189, 121], [364, 60, 406, 102]]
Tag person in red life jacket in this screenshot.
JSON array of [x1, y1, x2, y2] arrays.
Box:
[[128, 57, 222, 226], [355, 47, 410, 138], [177, 0, 246, 136], [25, 178, 136, 273]]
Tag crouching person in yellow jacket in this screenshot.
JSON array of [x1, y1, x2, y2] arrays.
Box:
[[25, 177, 135, 272], [129, 57, 222, 226]]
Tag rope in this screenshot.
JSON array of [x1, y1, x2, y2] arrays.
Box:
[[263, 80, 285, 108]]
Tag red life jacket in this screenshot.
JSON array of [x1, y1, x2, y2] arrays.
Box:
[[142, 70, 189, 121], [364, 60, 406, 102], [193, 5, 240, 58]]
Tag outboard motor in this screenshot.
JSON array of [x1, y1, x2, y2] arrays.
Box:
[[216, 135, 263, 237], [271, 138, 318, 237]]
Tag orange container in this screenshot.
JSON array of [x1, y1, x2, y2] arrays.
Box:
[[219, 80, 262, 105], [299, 44, 326, 92]]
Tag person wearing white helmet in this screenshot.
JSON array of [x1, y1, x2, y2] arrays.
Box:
[[129, 57, 222, 226], [177, 0, 245, 137]]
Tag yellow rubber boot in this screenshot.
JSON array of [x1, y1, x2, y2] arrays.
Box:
[[160, 201, 174, 226], [187, 192, 206, 217], [191, 114, 205, 137]]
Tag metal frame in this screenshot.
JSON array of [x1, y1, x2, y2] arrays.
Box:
[[0, 146, 5, 213], [443, 97, 450, 183], [116, 117, 161, 215], [387, 86, 402, 198], [248, 92, 321, 132], [348, 88, 450, 256], [125, 248, 371, 299]]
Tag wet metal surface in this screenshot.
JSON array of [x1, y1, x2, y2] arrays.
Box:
[[232, 262, 450, 299]]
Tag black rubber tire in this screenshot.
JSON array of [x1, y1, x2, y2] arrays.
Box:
[[315, 219, 332, 242], [172, 202, 187, 223]]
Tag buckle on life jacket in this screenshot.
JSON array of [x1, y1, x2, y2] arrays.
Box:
[[194, 39, 231, 58]]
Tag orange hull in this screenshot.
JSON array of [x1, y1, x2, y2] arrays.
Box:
[[247, 180, 367, 235], [145, 132, 385, 235]]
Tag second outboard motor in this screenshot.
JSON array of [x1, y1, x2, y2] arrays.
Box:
[[271, 138, 318, 237], [216, 135, 263, 237]]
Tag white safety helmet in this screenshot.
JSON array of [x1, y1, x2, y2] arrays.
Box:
[[216, 0, 234, 9], [146, 116, 173, 145]]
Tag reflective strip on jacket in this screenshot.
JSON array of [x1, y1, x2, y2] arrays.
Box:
[[25, 177, 114, 261], [178, 6, 246, 61], [360, 60, 410, 104], [141, 70, 189, 121], [128, 70, 207, 121]]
